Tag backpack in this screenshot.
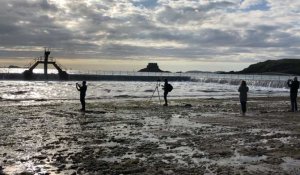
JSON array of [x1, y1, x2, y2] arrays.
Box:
[[166, 84, 173, 92]]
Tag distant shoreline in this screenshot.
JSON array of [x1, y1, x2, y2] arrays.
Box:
[[0, 72, 191, 81]]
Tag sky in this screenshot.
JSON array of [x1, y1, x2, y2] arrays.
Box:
[[0, 0, 300, 72]]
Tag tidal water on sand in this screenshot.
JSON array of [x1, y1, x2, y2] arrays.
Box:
[[0, 80, 289, 103]]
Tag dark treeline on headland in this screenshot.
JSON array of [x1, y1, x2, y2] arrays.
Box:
[[221, 59, 300, 75], [138, 59, 300, 76]]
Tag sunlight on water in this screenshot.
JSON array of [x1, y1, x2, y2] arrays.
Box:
[[0, 80, 289, 103]]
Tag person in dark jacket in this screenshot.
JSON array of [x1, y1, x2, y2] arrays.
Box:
[[238, 80, 249, 116], [287, 77, 299, 112], [76, 81, 87, 111]]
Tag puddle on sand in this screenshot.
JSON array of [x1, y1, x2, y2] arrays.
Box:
[[3, 160, 58, 175], [193, 149, 267, 167], [154, 146, 205, 166], [169, 114, 211, 128], [273, 136, 294, 144], [100, 152, 146, 163], [144, 114, 211, 129], [248, 128, 290, 136], [281, 157, 300, 174], [219, 151, 267, 166], [248, 128, 294, 144], [262, 131, 291, 136]]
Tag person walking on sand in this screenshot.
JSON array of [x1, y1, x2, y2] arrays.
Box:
[[162, 79, 173, 106], [238, 80, 249, 116], [76, 81, 87, 111], [287, 77, 299, 112]]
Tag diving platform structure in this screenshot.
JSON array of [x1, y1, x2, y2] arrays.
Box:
[[23, 48, 68, 80], [16, 49, 191, 81]]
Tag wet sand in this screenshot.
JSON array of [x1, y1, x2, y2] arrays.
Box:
[[0, 97, 300, 175]]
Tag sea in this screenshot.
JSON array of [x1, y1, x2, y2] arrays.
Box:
[[0, 68, 293, 103]]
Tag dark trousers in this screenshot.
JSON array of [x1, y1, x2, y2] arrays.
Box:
[[290, 93, 298, 112], [80, 96, 85, 111], [164, 91, 168, 105], [240, 101, 247, 113]]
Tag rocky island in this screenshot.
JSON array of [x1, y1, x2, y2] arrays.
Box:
[[138, 63, 170, 72]]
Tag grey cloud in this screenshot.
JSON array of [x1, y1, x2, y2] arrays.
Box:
[[155, 1, 236, 25], [0, 0, 299, 64]]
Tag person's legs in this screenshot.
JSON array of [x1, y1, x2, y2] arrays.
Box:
[[80, 99, 83, 110], [295, 98, 298, 111], [82, 98, 85, 111], [164, 92, 168, 106], [292, 94, 297, 112], [291, 94, 296, 112], [80, 97, 85, 111], [241, 101, 246, 114]]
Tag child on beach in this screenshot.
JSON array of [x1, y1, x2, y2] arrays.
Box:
[[238, 81, 249, 116], [76, 81, 87, 111]]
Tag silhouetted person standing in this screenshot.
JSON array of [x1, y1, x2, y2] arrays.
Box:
[[238, 81, 249, 116], [76, 81, 87, 111], [287, 77, 299, 112], [162, 79, 173, 106]]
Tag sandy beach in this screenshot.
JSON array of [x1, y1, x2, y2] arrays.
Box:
[[0, 96, 300, 175]]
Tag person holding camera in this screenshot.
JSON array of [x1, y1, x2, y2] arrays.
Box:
[[287, 77, 299, 112], [76, 81, 87, 111]]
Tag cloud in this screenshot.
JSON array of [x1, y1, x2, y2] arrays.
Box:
[[0, 0, 299, 66], [240, 0, 265, 9]]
